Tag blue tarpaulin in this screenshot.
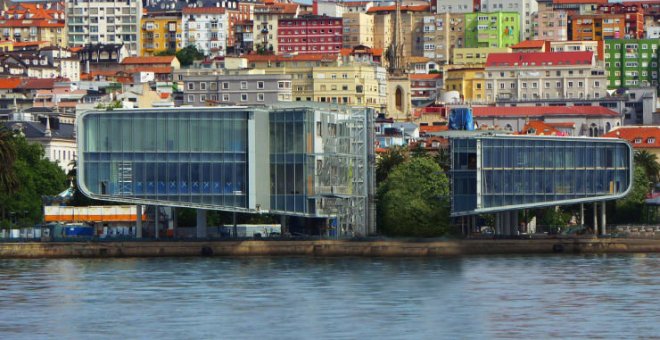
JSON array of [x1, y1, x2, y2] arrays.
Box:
[[448, 108, 474, 131]]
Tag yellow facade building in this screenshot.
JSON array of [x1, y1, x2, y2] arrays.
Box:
[[141, 12, 182, 56], [243, 54, 387, 111], [452, 47, 510, 65], [444, 67, 486, 103]]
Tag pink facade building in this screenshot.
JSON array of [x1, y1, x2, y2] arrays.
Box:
[[277, 15, 343, 54]]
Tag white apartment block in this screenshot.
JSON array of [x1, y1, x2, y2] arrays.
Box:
[[480, 0, 538, 40], [484, 51, 607, 103], [66, 0, 142, 56], [182, 7, 229, 57], [436, 0, 474, 13]]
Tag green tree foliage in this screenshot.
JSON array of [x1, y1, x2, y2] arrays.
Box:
[[613, 166, 650, 224], [176, 45, 205, 67], [0, 136, 67, 226], [634, 150, 659, 185], [376, 146, 407, 183], [154, 49, 176, 56], [0, 127, 18, 195], [378, 157, 450, 237]]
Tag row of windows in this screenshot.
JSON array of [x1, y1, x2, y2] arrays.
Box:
[[188, 93, 266, 102], [279, 37, 341, 43], [486, 81, 600, 89], [278, 28, 338, 35], [186, 81, 290, 91], [278, 45, 341, 52]]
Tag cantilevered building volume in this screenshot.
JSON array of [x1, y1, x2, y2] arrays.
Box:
[[77, 104, 375, 237], [451, 134, 634, 235]]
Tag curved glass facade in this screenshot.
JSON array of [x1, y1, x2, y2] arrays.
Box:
[[80, 109, 250, 209], [451, 135, 633, 216]]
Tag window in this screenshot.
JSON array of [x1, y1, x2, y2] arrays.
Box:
[[545, 82, 550, 89], [222, 94, 229, 101], [241, 93, 248, 102], [648, 138, 656, 144], [200, 94, 206, 102], [257, 93, 265, 101], [257, 81, 264, 89], [240, 81, 248, 89], [634, 138, 642, 144], [187, 94, 195, 102], [200, 82, 207, 90], [556, 82, 562, 88], [210, 82, 217, 91], [222, 82, 229, 89], [187, 82, 195, 90]]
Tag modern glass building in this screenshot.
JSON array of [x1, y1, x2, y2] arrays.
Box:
[[77, 105, 375, 236], [451, 135, 633, 216]]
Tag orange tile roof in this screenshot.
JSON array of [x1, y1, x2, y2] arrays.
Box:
[[511, 40, 546, 49], [419, 125, 448, 134], [407, 56, 431, 63], [340, 48, 352, 57], [410, 74, 441, 80], [343, 1, 371, 6], [603, 126, 660, 149], [0, 19, 64, 28], [121, 56, 176, 65], [12, 41, 50, 47], [182, 7, 226, 14], [254, 2, 299, 14], [367, 4, 430, 13], [0, 78, 22, 89], [517, 121, 564, 136]]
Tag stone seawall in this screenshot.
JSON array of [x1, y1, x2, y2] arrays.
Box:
[[0, 238, 659, 258]]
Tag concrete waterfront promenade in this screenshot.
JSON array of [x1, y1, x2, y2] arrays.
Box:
[[1, 238, 660, 258]]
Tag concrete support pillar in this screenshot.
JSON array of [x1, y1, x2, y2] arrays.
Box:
[[154, 205, 159, 239], [171, 207, 177, 238], [511, 210, 519, 235], [593, 203, 598, 234], [495, 213, 501, 235], [601, 201, 607, 236], [196, 209, 207, 238], [471, 215, 476, 235], [136, 204, 142, 239], [580, 204, 585, 226]]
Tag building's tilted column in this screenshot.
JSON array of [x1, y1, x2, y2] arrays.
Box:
[[593, 203, 598, 235], [601, 201, 607, 236], [136, 204, 142, 239]]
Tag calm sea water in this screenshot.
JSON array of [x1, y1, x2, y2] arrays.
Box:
[[0, 255, 658, 339]]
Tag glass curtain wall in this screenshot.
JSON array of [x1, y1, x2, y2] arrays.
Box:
[[451, 138, 478, 213], [479, 138, 630, 209], [269, 108, 314, 214], [82, 110, 249, 208]]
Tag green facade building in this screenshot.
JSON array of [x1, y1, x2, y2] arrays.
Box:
[[465, 12, 520, 49], [605, 39, 659, 89]]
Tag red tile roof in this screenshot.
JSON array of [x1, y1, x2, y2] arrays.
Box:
[[511, 40, 546, 49], [12, 41, 50, 47], [182, 7, 226, 14], [486, 51, 594, 67], [0, 78, 22, 89], [121, 56, 176, 65], [553, 0, 607, 3], [367, 4, 430, 13], [18, 78, 68, 90], [472, 106, 620, 117], [0, 19, 64, 28], [254, 3, 299, 15], [343, 1, 371, 6], [244, 53, 338, 62], [603, 126, 660, 149]]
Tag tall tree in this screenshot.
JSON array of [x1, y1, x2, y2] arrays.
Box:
[[176, 45, 205, 67], [375, 146, 407, 183], [634, 150, 659, 185], [0, 136, 66, 226], [0, 127, 18, 195], [378, 157, 451, 237]]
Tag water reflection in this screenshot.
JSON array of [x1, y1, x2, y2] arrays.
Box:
[[0, 255, 657, 339]]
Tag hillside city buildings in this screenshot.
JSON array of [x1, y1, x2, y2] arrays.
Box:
[[0, 0, 659, 236]]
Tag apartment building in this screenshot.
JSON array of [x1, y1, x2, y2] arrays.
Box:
[[484, 51, 608, 103], [253, 2, 299, 53], [605, 39, 659, 89], [444, 66, 486, 102], [342, 12, 374, 48], [182, 7, 228, 57], [141, 11, 182, 56], [480, 0, 538, 40], [598, 3, 645, 39], [277, 15, 343, 55], [464, 12, 520, 48], [182, 73, 293, 106], [435, 0, 473, 13], [66, 0, 141, 55], [548, 40, 602, 60], [569, 14, 626, 41], [1, 2, 66, 47], [420, 12, 465, 65], [534, 0, 569, 41]]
